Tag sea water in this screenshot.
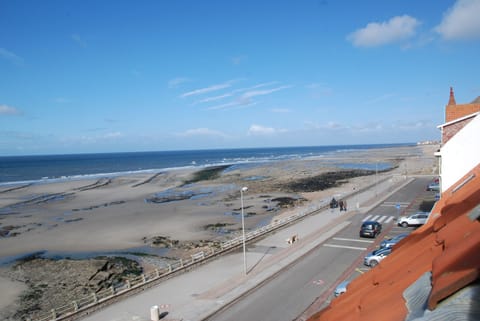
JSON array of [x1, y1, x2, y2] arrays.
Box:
[[0, 143, 412, 185]]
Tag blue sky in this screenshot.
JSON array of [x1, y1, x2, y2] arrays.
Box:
[[1, 0, 480, 156]]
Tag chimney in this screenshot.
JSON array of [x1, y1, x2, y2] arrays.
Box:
[[448, 87, 456, 105]]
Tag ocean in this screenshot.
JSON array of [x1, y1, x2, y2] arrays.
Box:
[[0, 144, 412, 185]]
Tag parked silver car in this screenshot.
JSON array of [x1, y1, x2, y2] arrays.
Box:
[[334, 280, 350, 297], [398, 212, 429, 227], [426, 182, 440, 191], [364, 247, 392, 267]]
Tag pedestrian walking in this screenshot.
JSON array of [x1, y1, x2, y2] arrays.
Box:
[[343, 200, 347, 211], [339, 200, 344, 211]]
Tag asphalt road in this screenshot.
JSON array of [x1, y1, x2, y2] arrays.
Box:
[[205, 177, 434, 321]]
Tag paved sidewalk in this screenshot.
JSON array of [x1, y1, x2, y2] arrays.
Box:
[[81, 175, 412, 321]]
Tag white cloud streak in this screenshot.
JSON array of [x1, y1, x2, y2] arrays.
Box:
[[247, 124, 287, 136], [181, 81, 234, 98], [435, 0, 480, 40], [241, 85, 292, 100], [348, 15, 420, 47], [196, 93, 233, 104], [176, 128, 227, 137], [201, 82, 290, 111], [0, 48, 24, 65], [194, 82, 281, 106], [0, 104, 21, 115], [206, 101, 258, 111]]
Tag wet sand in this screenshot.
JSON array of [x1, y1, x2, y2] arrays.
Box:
[[0, 144, 439, 318]]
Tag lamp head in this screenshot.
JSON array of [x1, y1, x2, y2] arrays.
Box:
[[241, 186, 248, 192]]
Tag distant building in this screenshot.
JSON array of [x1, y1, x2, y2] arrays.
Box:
[[437, 87, 480, 191], [445, 87, 480, 122]]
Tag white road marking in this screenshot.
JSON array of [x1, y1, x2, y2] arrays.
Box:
[[362, 214, 373, 222], [332, 237, 374, 243], [363, 214, 395, 224], [323, 244, 367, 251], [383, 202, 410, 206], [384, 216, 395, 224]]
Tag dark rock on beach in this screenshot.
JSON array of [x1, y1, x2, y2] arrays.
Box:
[[283, 169, 377, 193], [0, 256, 142, 321]]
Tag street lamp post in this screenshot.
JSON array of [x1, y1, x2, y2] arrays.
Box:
[[240, 186, 248, 275]]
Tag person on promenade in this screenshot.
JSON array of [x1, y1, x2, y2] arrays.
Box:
[[330, 197, 338, 209], [339, 200, 344, 211], [343, 200, 347, 211]]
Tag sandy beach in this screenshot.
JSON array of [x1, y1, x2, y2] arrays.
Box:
[[0, 144, 438, 320]]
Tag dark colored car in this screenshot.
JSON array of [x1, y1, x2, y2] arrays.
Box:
[[359, 220, 382, 238]]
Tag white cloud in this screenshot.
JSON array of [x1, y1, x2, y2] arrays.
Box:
[[103, 132, 122, 139], [0, 48, 24, 65], [230, 81, 279, 94], [247, 124, 287, 136], [196, 82, 278, 106], [348, 15, 420, 47], [196, 93, 233, 104], [193, 81, 290, 111], [305, 121, 347, 130], [176, 128, 227, 137], [323, 121, 344, 129], [0, 104, 21, 115], [435, 0, 480, 40], [59, 131, 123, 145], [168, 77, 191, 88], [181, 81, 234, 98], [241, 85, 292, 100], [206, 100, 258, 111], [71, 34, 87, 47]]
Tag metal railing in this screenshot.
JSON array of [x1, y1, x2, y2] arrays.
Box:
[[29, 175, 394, 321]]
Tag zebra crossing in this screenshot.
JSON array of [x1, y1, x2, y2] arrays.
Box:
[[380, 201, 410, 208], [362, 214, 396, 224]]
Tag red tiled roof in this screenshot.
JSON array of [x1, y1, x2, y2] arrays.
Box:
[[309, 163, 480, 321], [445, 87, 480, 123]]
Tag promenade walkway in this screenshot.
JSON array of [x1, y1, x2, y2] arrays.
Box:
[[81, 175, 412, 321]]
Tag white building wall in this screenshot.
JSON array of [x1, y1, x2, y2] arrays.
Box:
[[440, 115, 480, 192]]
